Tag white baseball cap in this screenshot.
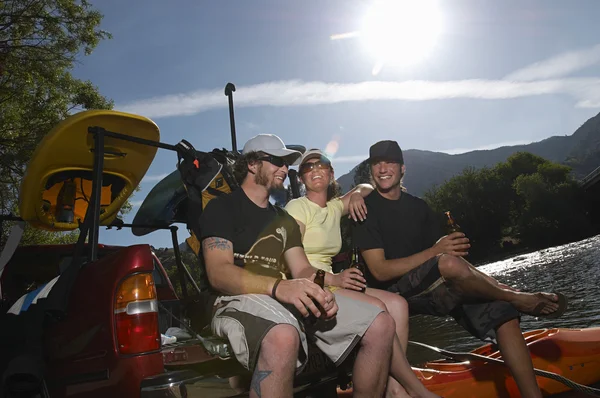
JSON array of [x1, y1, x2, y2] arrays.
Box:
[[242, 134, 303, 166], [299, 148, 331, 166]]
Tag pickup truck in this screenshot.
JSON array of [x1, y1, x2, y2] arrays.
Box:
[[0, 110, 349, 397]]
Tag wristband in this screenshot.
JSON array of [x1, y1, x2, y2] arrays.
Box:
[[271, 278, 282, 299]]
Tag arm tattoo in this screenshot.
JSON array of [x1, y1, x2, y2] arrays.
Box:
[[203, 237, 232, 251], [251, 369, 272, 397]]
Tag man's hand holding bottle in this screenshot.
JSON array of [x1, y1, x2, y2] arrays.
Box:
[[273, 273, 338, 320], [432, 232, 471, 257]]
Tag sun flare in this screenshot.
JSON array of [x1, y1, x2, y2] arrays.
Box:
[[331, 0, 443, 75]]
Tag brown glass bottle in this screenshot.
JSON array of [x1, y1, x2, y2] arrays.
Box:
[[349, 247, 366, 293], [445, 211, 461, 234], [306, 269, 326, 325], [314, 269, 325, 288]]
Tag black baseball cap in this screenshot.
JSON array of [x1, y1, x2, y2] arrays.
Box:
[[367, 140, 404, 164]]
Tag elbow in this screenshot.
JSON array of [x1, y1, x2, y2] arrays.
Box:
[[205, 265, 223, 292], [369, 263, 388, 282]]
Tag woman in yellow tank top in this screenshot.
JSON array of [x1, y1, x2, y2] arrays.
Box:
[[285, 149, 439, 398]]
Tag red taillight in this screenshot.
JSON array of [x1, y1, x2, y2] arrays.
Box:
[[114, 273, 160, 354]]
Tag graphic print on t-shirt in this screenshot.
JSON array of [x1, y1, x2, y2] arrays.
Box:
[[234, 223, 290, 279]]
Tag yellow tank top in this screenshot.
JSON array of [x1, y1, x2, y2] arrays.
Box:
[[284, 197, 344, 273]]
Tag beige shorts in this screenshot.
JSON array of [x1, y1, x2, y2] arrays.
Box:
[[211, 291, 382, 372]]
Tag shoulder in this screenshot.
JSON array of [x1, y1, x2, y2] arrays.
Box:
[[402, 192, 432, 212], [273, 205, 301, 227], [363, 190, 379, 204], [202, 190, 243, 217], [284, 197, 309, 211], [404, 192, 428, 205], [284, 197, 311, 218], [327, 197, 344, 212]]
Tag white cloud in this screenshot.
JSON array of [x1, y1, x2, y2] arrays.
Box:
[[120, 78, 600, 119], [505, 44, 600, 81]]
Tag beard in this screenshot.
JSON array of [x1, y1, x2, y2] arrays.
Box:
[[255, 163, 269, 188], [255, 163, 285, 193]]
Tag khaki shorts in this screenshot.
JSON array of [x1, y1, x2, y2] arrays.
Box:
[[211, 292, 382, 372]]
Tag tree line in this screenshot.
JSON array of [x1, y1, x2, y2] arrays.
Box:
[[1, 0, 113, 246]]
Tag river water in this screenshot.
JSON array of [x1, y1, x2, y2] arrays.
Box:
[[406, 234, 600, 396]]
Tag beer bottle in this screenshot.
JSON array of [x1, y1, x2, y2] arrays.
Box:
[[306, 269, 326, 325], [349, 247, 366, 293], [314, 269, 325, 289], [445, 211, 461, 234]]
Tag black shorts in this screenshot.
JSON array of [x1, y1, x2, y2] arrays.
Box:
[[387, 256, 520, 342]]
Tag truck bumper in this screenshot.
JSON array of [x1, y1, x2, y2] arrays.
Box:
[[140, 370, 199, 398]]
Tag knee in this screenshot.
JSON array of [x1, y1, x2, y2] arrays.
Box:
[[261, 324, 300, 358], [368, 296, 388, 312], [385, 294, 409, 321], [496, 317, 521, 333], [438, 254, 469, 279], [364, 311, 395, 344]]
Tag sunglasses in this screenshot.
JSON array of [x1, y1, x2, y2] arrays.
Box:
[[258, 155, 289, 168], [299, 160, 331, 174]]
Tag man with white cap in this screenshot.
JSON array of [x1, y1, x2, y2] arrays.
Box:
[[195, 134, 398, 398]]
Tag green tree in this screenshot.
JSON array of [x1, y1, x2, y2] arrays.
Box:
[[424, 167, 510, 260], [424, 152, 593, 262], [1, 0, 113, 245], [352, 160, 371, 188]]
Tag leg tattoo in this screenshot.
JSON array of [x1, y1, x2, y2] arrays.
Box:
[[250, 369, 272, 397]]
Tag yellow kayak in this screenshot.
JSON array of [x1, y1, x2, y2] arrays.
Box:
[[19, 110, 160, 231]]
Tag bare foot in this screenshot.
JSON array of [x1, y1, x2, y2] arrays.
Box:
[[510, 292, 560, 316]]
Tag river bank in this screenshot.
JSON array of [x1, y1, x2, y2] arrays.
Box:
[[472, 232, 600, 266]]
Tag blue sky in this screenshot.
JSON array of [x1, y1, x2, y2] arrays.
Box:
[[76, 0, 600, 248]]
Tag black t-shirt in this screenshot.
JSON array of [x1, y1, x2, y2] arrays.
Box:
[[353, 191, 443, 290], [196, 188, 303, 288]]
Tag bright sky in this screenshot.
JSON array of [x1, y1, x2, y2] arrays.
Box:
[[77, 0, 600, 248]]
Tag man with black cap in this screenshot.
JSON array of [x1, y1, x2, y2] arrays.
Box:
[[196, 134, 402, 398], [353, 140, 568, 398]]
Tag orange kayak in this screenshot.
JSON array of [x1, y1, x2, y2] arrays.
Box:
[[337, 327, 600, 397]]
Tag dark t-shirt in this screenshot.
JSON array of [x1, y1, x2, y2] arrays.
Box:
[[353, 191, 443, 290], [196, 188, 303, 288]]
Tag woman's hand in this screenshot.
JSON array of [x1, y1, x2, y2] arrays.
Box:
[[333, 268, 367, 291], [347, 192, 367, 222]]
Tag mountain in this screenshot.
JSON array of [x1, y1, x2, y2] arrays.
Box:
[[337, 111, 600, 196]]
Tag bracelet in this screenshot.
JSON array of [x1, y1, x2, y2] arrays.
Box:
[[271, 278, 282, 299]]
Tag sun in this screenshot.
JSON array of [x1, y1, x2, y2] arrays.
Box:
[[332, 0, 443, 75]]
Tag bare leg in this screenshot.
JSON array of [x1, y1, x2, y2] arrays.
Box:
[[496, 319, 543, 398], [352, 311, 394, 398], [438, 254, 560, 315], [389, 332, 440, 398], [251, 324, 299, 398], [366, 288, 409, 352], [338, 289, 439, 398]]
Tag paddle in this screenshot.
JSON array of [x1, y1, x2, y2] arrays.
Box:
[[408, 340, 600, 396], [224, 82, 237, 153]]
